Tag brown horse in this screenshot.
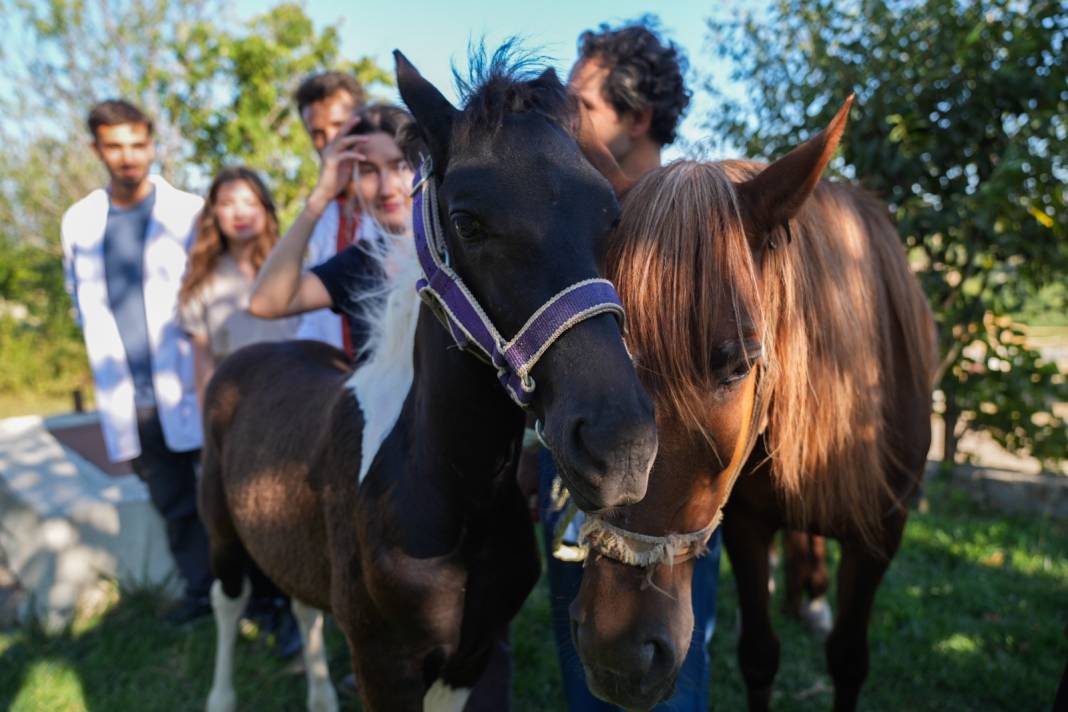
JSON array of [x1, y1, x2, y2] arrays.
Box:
[[570, 99, 937, 711], [199, 47, 656, 712]]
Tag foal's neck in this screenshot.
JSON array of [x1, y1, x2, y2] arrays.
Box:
[[411, 309, 525, 484], [377, 307, 525, 557]]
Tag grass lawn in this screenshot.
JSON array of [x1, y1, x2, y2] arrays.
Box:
[[1, 479, 1065, 711], [0, 393, 80, 419]]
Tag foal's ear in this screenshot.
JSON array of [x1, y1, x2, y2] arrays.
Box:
[[737, 95, 854, 250], [534, 66, 560, 85], [394, 50, 458, 174]]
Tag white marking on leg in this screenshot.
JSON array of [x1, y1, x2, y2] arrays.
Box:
[[802, 595, 834, 640], [206, 578, 250, 712], [291, 599, 339, 712], [423, 679, 472, 712]]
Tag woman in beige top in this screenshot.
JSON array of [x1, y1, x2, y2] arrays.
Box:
[[178, 166, 297, 406]]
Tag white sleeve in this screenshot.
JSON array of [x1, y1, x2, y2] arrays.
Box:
[[59, 209, 83, 329], [304, 202, 338, 268]]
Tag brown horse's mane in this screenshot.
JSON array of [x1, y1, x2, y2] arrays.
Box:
[[609, 159, 936, 547]]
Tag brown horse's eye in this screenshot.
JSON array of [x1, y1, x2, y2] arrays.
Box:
[[720, 362, 751, 387], [718, 343, 762, 388], [451, 213, 483, 240]]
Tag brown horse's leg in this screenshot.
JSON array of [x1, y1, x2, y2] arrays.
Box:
[[783, 533, 833, 638], [825, 518, 905, 712], [782, 531, 807, 618], [724, 514, 780, 712]]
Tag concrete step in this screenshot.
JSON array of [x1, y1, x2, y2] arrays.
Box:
[[0, 412, 178, 631]]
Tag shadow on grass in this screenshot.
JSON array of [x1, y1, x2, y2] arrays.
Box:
[[0, 571, 563, 712], [0, 583, 358, 712], [710, 478, 1068, 712]]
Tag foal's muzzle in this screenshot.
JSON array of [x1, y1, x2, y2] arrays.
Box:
[[535, 312, 658, 511]]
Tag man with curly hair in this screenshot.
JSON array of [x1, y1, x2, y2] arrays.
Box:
[[534, 19, 720, 711], [570, 17, 690, 179]]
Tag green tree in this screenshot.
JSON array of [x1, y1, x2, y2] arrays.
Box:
[[703, 0, 1067, 468], [0, 0, 390, 403]]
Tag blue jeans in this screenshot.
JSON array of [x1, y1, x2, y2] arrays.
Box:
[[538, 449, 719, 712]]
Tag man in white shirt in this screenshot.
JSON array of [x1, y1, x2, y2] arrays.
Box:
[[292, 71, 366, 357], [61, 99, 212, 624]]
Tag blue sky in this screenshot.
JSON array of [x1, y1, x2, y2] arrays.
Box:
[[233, 0, 756, 158]]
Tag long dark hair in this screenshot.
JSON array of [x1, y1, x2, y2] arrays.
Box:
[[179, 166, 279, 304]]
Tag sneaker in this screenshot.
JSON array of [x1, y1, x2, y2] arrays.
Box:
[[339, 672, 359, 698], [164, 596, 212, 626], [273, 607, 303, 659]]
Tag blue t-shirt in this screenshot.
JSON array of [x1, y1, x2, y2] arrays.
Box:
[[103, 189, 157, 407], [310, 239, 386, 364]]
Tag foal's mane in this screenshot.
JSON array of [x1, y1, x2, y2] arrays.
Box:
[[610, 160, 936, 547], [452, 40, 575, 142]]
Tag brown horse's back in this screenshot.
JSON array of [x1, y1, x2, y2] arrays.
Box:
[[198, 340, 354, 608]]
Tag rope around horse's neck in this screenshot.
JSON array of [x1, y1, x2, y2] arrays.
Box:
[[578, 367, 770, 569]]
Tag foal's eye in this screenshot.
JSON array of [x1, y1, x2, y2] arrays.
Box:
[[451, 213, 483, 240]]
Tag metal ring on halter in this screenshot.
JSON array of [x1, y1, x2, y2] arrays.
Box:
[[534, 419, 550, 449]]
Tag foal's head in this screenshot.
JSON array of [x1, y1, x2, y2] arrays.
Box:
[[395, 45, 657, 509], [571, 99, 853, 710]]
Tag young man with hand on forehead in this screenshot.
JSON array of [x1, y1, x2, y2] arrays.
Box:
[[534, 19, 722, 711], [291, 71, 368, 355]]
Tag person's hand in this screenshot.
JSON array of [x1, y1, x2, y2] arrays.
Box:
[[575, 102, 635, 198], [310, 115, 368, 209]]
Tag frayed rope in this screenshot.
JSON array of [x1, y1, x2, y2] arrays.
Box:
[[578, 513, 721, 569]]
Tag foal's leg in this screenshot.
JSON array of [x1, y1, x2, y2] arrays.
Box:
[[825, 520, 905, 712], [723, 515, 780, 712], [206, 577, 250, 712], [291, 600, 339, 712]]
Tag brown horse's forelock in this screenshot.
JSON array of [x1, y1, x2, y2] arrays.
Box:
[[608, 161, 762, 445], [610, 159, 937, 550]]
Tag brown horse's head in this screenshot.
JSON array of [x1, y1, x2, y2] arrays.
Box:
[[571, 98, 854, 710]]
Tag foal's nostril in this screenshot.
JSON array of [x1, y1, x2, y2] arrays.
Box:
[[569, 417, 608, 473]]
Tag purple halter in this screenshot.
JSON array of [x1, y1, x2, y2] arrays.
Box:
[[412, 161, 626, 408]]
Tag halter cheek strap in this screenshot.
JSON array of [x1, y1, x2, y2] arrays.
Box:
[[412, 161, 626, 408], [579, 366, 769, 569]]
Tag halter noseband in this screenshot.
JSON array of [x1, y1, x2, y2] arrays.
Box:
[[412, 161, 627, 408], [578, 366, 770, 569]]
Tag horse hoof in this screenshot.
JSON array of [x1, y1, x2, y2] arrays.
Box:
[[206, 687, 236, 712], [307, 686, 339, 712], [802, 596, 833, 639]]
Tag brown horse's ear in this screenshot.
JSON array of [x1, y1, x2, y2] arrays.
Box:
[[394, 50, 457, 174], [737, 94, 854, 250]]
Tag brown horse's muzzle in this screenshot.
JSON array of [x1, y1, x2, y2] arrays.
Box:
[[570, 555, 694, 710]]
